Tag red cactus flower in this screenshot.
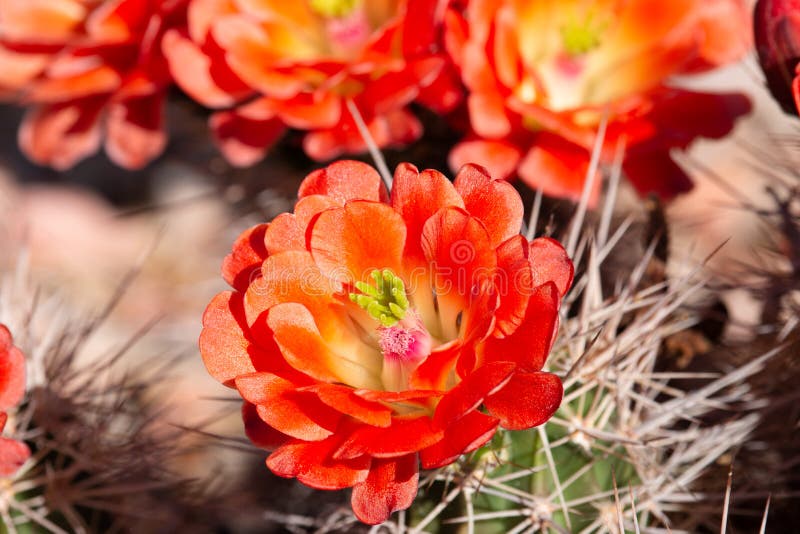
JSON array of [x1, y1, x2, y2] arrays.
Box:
[[0, 0, 187, 170], [163, 0, 462, 166], [200, 160, 572, 524], [755, 0, 800, 115], [0, 325, 29, 477], [445, 0, 752, 202]]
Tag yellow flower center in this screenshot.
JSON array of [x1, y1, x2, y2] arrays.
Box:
[[309, 0, 362, 18], [350, 269, 432, 391], [560, 12, 604, 56]]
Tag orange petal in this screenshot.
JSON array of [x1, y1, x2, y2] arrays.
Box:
[[267, 436, 371, 490], [299, 160, 387, 203], [484, 371, 563, 430], [199, 291, 283, 386], [265, 302, 382, 390], [162, 29, 247, 108], [391, 162, 464, 261], [351, 454, 419, 525], [236, 372, 342, 441], [454, 163, 524, 247], [242, 401, 291, 450], [448, 139, 522, 182], [263, 214, 305, 255], [301, 383, 393, 428], [309, 201, 406, 285], [221, 223, 268, 292], [420, 206, 496, 302]]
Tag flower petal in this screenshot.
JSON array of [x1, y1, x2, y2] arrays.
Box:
[[351, 454, 419, 525], [335, 416, 442, 459], [391, 162, 464, 261], [299, 160, 388, 203], [448, 139, 522, 182], [0, 437, 30, 477], [266, 302, 382, 390], [453, 163, 524, 247], [0, 326, 25, 411], [529, 237, 574, 297], [432, 361, 515, 429], [420, 410, 499, 469], [236, 372, 342, 441], [267, 436, 370, 490], [481, 281, 560, 372], [301, 383, 393, 428], [309, 201, 406, 285], [485, 371, 563, 430], [221, 223, 268, 292], [242, 401, 291, 450]]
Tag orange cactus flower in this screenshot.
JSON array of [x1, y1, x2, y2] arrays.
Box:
[[0, 325, 29, 477], [755, 0, 800, 115], [0, 0, 187, 170], [445, 0, 752, 202], [163, 0, 462, 166], [200, 160, 573, 524]]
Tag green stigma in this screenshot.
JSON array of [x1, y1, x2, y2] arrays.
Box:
[[560, 13, 603, 56], [309, 0, 361, 18], [349, 269, 409, 327]]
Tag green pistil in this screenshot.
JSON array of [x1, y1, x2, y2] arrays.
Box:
[[309, 0, 361, 18], [560, 13, 603, 56], [349, 269, 409, 327]]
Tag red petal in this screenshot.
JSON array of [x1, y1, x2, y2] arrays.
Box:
[[484, 371, 563, 430], [162, 29, 249, 108], [210, 107, 285, 167], [221, 223, 268, 292], [421, 207, 496, 302], [420, 410, 498, 469], [335, 417, 442, 459], [481, 282, 560, 372], [622, 150, 694, 199], [267, 437, 370, 490], [242, 401, 291, 450], [529, 238, 574, 297], [391, 162, 464, 261], [432, 362, 515, 428], [351, 454, 419, 525], [448, 139, 522, 182], [517, 135, 598, 205], [235, 372, 342, 441], [0, 437, 30, 477], [18, 101, 103, 171], [299, 160, 388, 203], [0, 326, 25, 411], [410, 341, 462, 391], [309, 201, 406, 285], [494, 235, 532, 336], [301, 383, 393, 428], [104, 95, 167, 170], [453, 163, 524, 247]]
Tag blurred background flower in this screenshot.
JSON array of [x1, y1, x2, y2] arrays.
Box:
[[445, 0, 753, 202]]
